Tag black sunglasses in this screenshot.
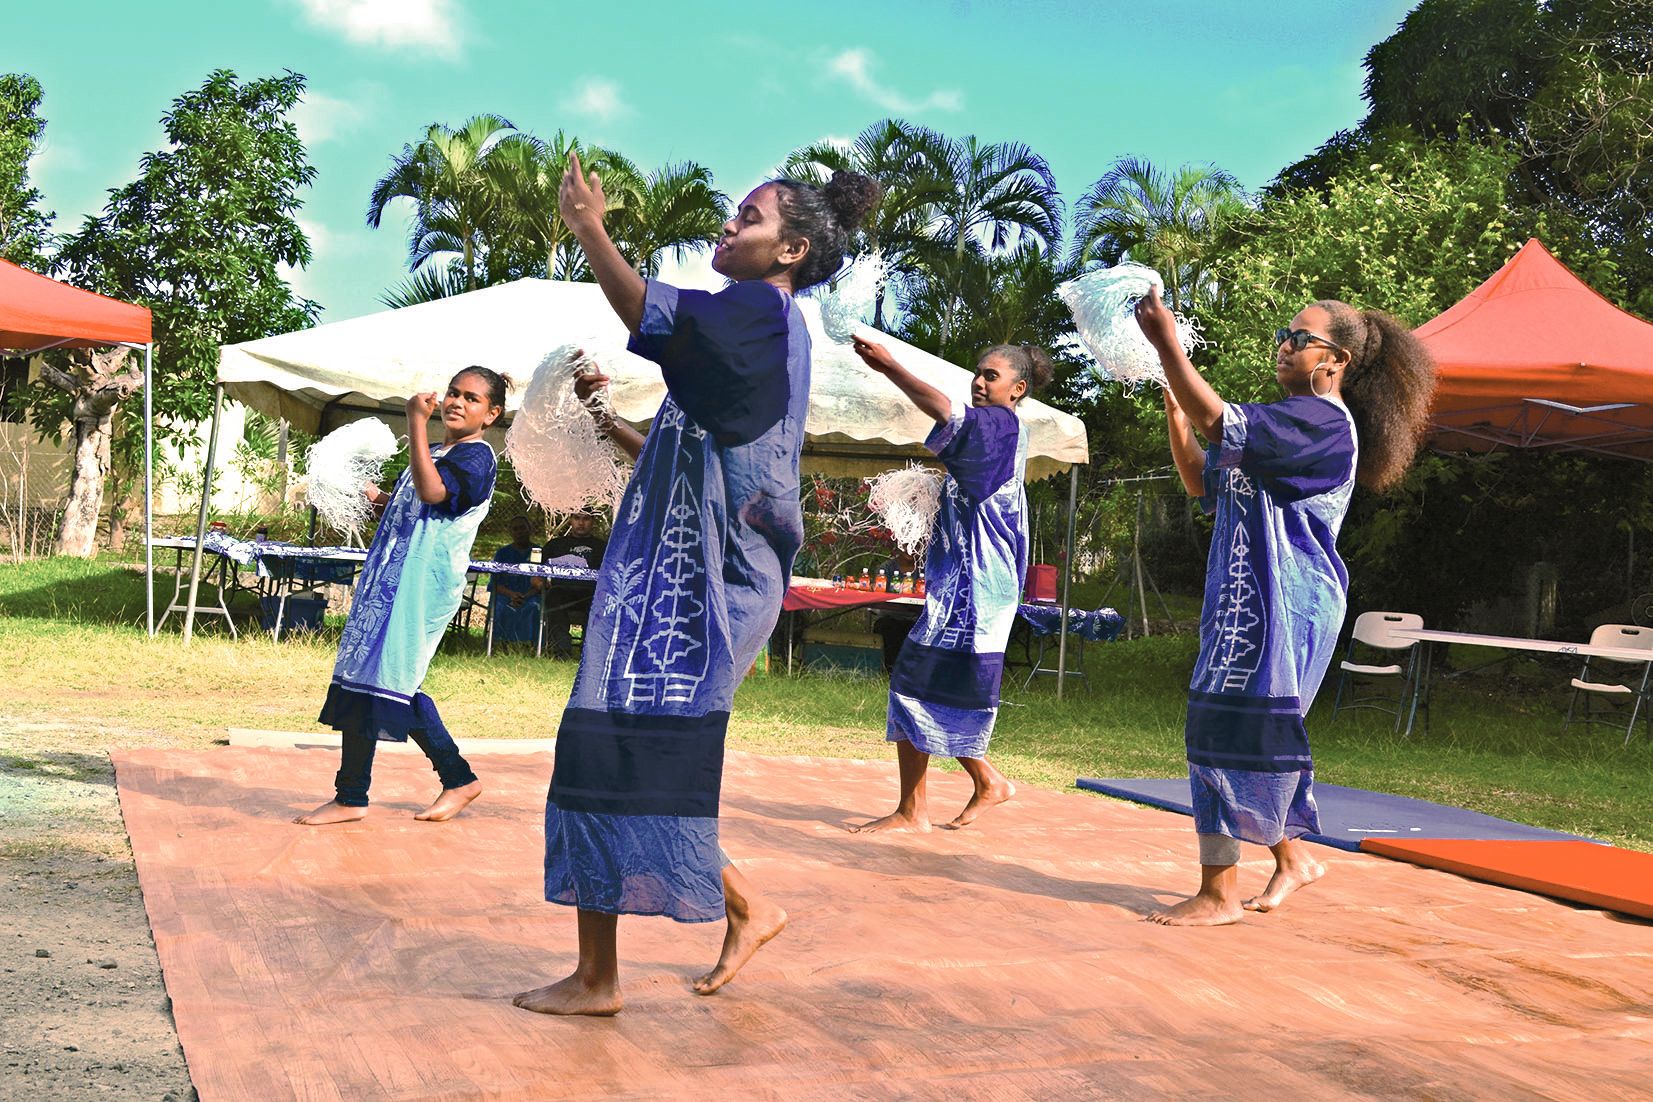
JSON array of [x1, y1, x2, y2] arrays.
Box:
[[1275, 327, 1346, 355]]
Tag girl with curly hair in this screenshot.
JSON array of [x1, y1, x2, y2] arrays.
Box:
[[1135, 294, 1434, 926]]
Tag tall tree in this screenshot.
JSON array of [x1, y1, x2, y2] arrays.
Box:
[[0, 73, 55, 268], [367, 114, 516, 292], [1070, 158, 1246, 313], [602, 157, 727, 277], [46, 69, 317, 555], [1285, 0, 1653, 311], [906, 130, 1061, 358], [783, 119, 948, 329]]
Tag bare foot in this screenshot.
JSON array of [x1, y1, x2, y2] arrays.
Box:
[[693, 900, 787, 995], [1147, 891, 1244, 927], [1244, 855, 1327, 913], [512, 972, 622, 1017], [293, 800, 366, 826], [941, 779, 1016, 830], [848, 810, 931, 834], [414, 780, 482, 822]]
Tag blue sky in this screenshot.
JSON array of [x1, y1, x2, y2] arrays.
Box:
[[12, 0, 1417, 321]]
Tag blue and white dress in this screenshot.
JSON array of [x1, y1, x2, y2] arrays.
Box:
[[1186, 395, 1357, 846], [888, 401, 1029, 759], [320, 440, 497, 741], [543, 279, 809, 923]]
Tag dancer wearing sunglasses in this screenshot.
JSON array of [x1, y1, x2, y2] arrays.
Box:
[[1134, 296, 1434, 925]]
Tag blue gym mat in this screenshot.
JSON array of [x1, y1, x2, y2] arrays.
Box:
[[1074, 778, 1593, 852]]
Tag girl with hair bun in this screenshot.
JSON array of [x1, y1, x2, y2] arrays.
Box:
[[1134, 294, 1434, 926], [848, 338, 1054, 833], [517, 154, 880, 1015]]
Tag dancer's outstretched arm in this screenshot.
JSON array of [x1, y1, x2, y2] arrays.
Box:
[[851, 335, 951, 423], [1136, 293, 1224, 443], [561, 151, 644, 333], [1164, 388, 1206, 498]]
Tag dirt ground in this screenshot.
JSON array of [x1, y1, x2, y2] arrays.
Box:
[[1, 718, 197, 1101]]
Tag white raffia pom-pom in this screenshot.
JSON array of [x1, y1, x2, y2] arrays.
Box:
[[1058, 262, 1203, 389], [867, 463, 944, 558], [506, 344, 631, 516], [305, 418, 400, 538], [820, 250, 889, 344]]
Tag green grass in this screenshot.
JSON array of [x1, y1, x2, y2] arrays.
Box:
[[3, 554, 1651, 851]]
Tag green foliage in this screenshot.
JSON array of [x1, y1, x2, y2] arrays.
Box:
[[1070, 158, 1246, 313], [0, 73, 54, 268], [370, 119, 726, 304], [51, 69, 318, 428], [1293, 0, 1653, 311], [1197, 133, 1522, 399]]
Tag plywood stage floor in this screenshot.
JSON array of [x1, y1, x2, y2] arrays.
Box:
[[111, 745, 1653, 1101]]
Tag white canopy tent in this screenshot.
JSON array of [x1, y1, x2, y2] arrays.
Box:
[[184, 278, 1092, 690], [215, 278, 1087, 479]]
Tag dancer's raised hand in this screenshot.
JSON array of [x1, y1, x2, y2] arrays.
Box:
[[851, 334, 900, 376], [560, 150, 607, 237]]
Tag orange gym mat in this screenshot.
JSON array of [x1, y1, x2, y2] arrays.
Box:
[[112, 746, 1653, 1100], [1360, 838, 1653, 921]]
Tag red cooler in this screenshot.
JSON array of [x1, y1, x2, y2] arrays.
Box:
[[1025, 563, 1058, 602]]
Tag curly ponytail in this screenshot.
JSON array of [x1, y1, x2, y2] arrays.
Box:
[[769, 171, 883, 291], [1314, 300, 1437, 492]]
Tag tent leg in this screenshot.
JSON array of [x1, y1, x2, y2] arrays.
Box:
[[143, 343, 155, 637], [1056, 464, 1079, 701], [182, 384, 224, 644]]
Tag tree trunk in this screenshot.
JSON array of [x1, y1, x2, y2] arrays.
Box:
[[56, 401, 113, 557], [42, 349, 142, 558]]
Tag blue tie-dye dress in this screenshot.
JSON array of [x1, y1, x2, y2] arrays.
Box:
[[320, 440, 497, 741], [542, 278, 809, 923], [1186, 395, 1358, 847], [887, 401, 1029, 758]]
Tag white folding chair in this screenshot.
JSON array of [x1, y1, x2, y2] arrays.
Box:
[[1563, 624, 1653, 745], [1331, 612, 1424, 734]]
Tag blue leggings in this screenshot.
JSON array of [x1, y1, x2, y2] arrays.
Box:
[[333, 729, 477, 807]]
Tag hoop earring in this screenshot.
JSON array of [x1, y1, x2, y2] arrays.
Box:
[[1310, 364, 1334, 398]]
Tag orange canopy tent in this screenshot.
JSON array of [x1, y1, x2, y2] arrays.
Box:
[[0, 258, 160, 632], [0, 257, 151, 351], [1418, 239, 1653, 461]]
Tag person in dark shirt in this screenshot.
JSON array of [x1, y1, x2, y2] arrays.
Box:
[[538, 511, 607, 658], [490, 516, 542, 646]]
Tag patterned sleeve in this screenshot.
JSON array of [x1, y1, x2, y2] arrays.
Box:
[[431, 441, 498, 516], [626, 278, 794, 447], [1204, 397, 1356, 501], [925, 402, 1022, 502]]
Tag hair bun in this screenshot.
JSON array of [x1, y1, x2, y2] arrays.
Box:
[[823, 171, 883, 230]]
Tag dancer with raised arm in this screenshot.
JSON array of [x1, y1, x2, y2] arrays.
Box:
[[848, 339, 1052, 833], [1136, 292, 1433, 925], [514, 152, 879, 1015]]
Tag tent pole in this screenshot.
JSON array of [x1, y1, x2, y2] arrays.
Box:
[[182, 384, 223, 644], [1056, 464, 1079, 701], [143, 343, 155, 637]]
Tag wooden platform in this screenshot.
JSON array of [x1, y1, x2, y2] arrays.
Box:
[[111, 746, 1653, 1100]]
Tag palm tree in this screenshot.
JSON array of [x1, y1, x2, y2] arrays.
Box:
[[908, 130, 1063, 357], [782, 119, 948, 329], [897, 240, 1072, 358], [366, 113, 517, 292], [485, 132, 637, 281], [1071, 158, 1247, 313], [603, 157, 728, 277]]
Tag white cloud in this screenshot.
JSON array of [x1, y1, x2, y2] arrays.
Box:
[[290, 89, 366, 146], [561, 77, 631, 123], [290, 0, 462, 56], [827, 49, 962, 114]]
